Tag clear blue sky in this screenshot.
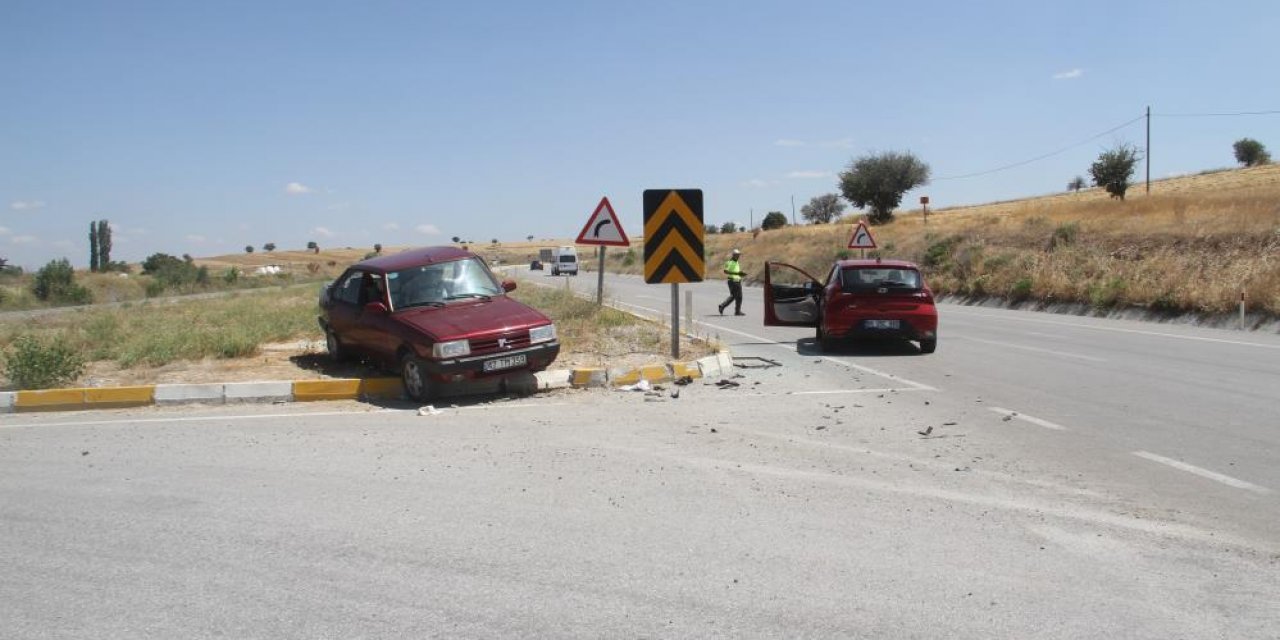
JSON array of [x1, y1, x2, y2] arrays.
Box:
[[3, 0, 1278, 268]]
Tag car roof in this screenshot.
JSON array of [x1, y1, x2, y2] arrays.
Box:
[[354, 246, 474, 272], [835, 258, 921, 269]]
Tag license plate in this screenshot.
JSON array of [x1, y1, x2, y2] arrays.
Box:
[[483, 354, 527, 372], [865, 319, 900, 329]]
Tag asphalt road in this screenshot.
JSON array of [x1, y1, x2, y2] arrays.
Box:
[[1, 268, 1276, 638]]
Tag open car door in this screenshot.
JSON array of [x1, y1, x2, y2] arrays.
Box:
[[763, 262, 822, 327]]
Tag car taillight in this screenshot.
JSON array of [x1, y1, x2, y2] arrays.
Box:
[[912, 291, 934, 303]]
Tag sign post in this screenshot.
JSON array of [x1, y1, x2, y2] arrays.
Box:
[[920, 195, 930, 225], [575, 196, 630, 306], [643, 189, 705, 359]]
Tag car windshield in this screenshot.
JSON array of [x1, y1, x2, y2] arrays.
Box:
[[841, 267, 922, 290], [386, 257, 502, 310]]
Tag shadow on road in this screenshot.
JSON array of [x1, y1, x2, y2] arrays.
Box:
[[795, 337, 924, 358]]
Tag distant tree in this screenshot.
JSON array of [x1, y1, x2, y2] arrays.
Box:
[[96, 220, 112, 269], [761, 211, 788, 230], [245, 245, 254, 253], [142, 253, 184, 274], [263, 242, 276, 252], [1089, 143, 1142, 200], [451, 236, 461, 243], [527, 235, 534, 242], [1233, 138, 1271, 167], [838, 151, 931, 224], [1067, 176, 1087, 192], [32, 258, 91, 304], [719, 222, 738, 234], [373, 243, 382, 254], [89, 222, 100, 272], [491, 238, 499, 244], [306, 241, 319, 253], [705, 224, 719, 235], [800, 193, 846, 224]]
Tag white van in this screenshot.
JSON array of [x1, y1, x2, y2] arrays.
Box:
[[551, 246, 578, 276]]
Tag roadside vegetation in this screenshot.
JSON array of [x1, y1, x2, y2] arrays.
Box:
[[585, 164, 1280, 319]]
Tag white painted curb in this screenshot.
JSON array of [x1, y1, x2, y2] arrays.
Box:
[[0, 391, 14, 414], [154, 383, 226, 405], [534, 370, 572, 391], [224, 381, 293, 403]]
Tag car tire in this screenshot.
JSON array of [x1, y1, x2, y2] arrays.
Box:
[[401, 353, 434, 402], [325, 328, 349, 362], [816, 323, 836, 352], [919, 337, 937, 354]]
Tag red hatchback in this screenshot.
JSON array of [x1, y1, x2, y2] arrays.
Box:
[[318, 246, 560, 400], [764, 259, 938, 354]]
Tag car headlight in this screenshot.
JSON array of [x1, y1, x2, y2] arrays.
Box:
[[528, 324, 557, 344], [432, 339, 470, 358]]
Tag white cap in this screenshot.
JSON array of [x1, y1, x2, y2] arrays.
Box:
[[731, 248, 741, 254]]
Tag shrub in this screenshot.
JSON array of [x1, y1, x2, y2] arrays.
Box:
[[1089, 143, 1141, 200], [1088, 278, 1127, 308], [2, 334, 85, 389], [923, 236, 961, 268], [761, 211, 788, 230], [1009, 278, 1033, 302], [32, 258, 92, 305], [622, 249, 637, 266], [1047, 222, 1079, 250], [222, 267, 240, 284]]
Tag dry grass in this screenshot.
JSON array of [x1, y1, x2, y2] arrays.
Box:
[[578, 165, 1280, 317]]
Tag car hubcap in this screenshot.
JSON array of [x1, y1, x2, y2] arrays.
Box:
[[404, 360, 423, 396], [326, 331, 338, 355]]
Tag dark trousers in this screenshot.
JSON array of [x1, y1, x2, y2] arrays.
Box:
[[721, 280, 743, 313]]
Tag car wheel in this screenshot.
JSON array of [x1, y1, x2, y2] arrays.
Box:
[[919, 337, 937, 354], [401, 353, 434, 402], [816, 323, 835, 352], [325, 328, 349, 362]]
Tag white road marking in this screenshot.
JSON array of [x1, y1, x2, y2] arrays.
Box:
[[792, 388, 930, 396], [988, 407, 1068, 431], [944, 308, 1280, 350], [0, 402, 572, 430], [956, 335, 1108, 362], [1132, 451, 1271, 494]]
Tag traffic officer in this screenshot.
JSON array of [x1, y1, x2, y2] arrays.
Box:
[[718, 248, 745, 316]]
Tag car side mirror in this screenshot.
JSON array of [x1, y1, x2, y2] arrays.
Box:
[[363, 301, 389, 314], [502, 280, 517, 292]]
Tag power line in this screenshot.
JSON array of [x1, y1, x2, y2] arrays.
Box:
[[1154, 109, 1280, 118], [934, 114, 1146, 181]]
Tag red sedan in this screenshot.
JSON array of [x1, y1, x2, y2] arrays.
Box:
[[764, 259, 938, 354]]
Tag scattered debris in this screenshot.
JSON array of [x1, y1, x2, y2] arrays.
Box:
[[943, 421, 958, 426], [671, 389, 680, 399], [917, 426, 934, 436], [1001, 414, 1013, 422], [815, 426, 827, 431], [714, 379, 741, 388], [710, 428, 718, 433], [733, 356, 782, 369], [673, 376, 694, 386], [81, 451, 90, 456], [616, 380, 652, 392], [417, 405, 443, 416]]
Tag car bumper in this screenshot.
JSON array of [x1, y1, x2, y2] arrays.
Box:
[[833, 318, 936, 341], [424, 340, 561, 381]]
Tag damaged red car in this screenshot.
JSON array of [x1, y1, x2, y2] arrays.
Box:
[[318, 246, 560, 400], [764, 259, 938, 354]]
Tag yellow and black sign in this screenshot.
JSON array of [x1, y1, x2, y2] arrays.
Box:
[[643, 189, 704, 284]]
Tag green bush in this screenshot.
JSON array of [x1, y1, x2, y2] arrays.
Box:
[[923, 236, 961, 268], [1048, 222, 1079, 250], [32, 259, 92, 305], [1009, 278, 1033, 301], [2, 334, 86, 389], [622, 249, 637, 266]]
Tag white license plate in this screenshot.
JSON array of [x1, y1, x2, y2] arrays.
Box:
[[483, 354, 527, 372], [866, 319, 900, 329]]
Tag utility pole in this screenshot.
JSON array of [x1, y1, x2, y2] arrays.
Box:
[[1145, 105, 1151, 194], [749, 208, 754, 231], [790, 195, 796, 225]]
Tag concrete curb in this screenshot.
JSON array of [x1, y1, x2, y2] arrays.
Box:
[[0, 352, 732, 414]]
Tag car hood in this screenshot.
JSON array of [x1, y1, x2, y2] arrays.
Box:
[[394, 296, 550, 340]]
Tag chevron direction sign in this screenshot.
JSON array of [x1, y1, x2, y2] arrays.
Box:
[[643, 189, 704, 284]]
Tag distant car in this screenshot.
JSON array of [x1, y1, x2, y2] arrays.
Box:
[[530, 259, 543, 270], [318, 246, 560, 400], [763, 259, 938, 354]]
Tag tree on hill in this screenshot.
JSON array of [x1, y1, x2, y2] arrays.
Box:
[[96, 220, 112, 269], [373, 243, 382, 254], [1067, 176, 1087, 192], [705, 224, 719, 235], [801, 194, 846, 224], [527, 235, 534, 242], [1233, 138, 1271, 167], [838, 151, 931, 224], [761, 211, 788, 230], [1089, 143, 1141, 201], [89, 223, 99, 272], [451, 236, 461, 243], [32, 258, 92, 304], [245, 245, 254, 253], [306, 241, 319, 253], [719, 222, 739, 234], [263, 243, 276, 252]]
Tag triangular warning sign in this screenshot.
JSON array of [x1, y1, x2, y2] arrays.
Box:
[[847, 221, 877, 249], [575, 196, 630, 247]]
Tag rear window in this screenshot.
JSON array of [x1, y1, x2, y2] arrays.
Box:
[[840, 267, 922, 291], [560, 255, 576, 263]]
